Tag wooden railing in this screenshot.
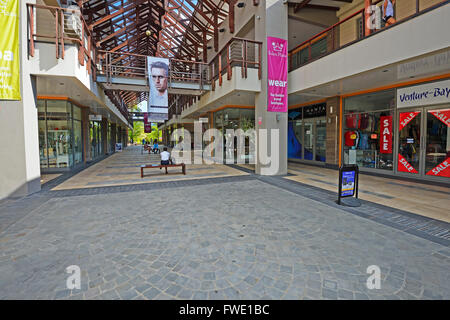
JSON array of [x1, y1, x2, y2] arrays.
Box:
[[27, 3, 97, 78], [288, 0, 448, 72]]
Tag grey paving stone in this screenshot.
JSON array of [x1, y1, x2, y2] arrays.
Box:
[[354, 292, 370, 300], [166, 284, 182, 297], [143, 287, 161, 300], [135, 283, 152, 294], [322, 288, 338, 300], [1, 168, 449, 301], [118, 289, 138, 300], [192, 291, 208, 300], [323, 280, 338, 290], [177, 289, 194, 299], [337, 289, 354, 300]]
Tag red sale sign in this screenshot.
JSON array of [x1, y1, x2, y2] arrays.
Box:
[[398, 154, 418, 174], [429, 109, 450, 127], [399, 111, 420, 131], [380, 116, 392, 154], [426, 158, 450, 178]]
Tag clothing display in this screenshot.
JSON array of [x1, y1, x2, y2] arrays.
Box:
[[346, 113, 358, 129], [344, 111, 393, 170]]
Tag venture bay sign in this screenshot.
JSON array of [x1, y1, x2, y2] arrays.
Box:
[[397, 79, 450, 108]]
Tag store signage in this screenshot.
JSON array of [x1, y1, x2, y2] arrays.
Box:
[[267, 36, 288, 113], [115, 143, 122, 152], [89, 114, 102, 121], [397, 79, 450, 108], [147, 56, 169, 121], [398, 154, 418, 174], [427, 158, 450, 178], [399, 111, 420, 131], [380, 115, 392, 154], [0, 0, 20, 100], [303, 103, 326, 118], [397, 49, 450, 80]]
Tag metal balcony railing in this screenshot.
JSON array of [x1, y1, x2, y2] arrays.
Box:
[[288, 0, 449, 72], [209, 37, 262, 91]]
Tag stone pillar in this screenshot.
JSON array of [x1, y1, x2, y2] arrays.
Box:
[[0, 0, 41, 200], [254, 0, 288, 175], [325, 96, 341, 167]]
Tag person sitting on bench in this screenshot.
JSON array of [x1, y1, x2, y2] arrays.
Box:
[[160, 147, 172, 165], [152, 141, 159, 154]]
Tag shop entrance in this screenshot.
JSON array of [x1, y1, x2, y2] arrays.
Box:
[[288, 103, 327, 163], [398, 105, 450, 179]]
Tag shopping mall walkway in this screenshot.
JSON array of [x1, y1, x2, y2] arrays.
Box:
[[0, 146, 449, 300]]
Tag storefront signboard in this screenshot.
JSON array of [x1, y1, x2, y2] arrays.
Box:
[[380, 115, 392, 154], [267, 37, 288, 113], [0, 0, 20, 100], [115, 143, 122, 152], [397, 79, 450, 108]]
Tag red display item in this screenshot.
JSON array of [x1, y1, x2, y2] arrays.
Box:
[[380, 116, 392, 154], [426, 157, 450, 178], [344, 131, 356, 147], [398, 154, 418, 174], [345, 113, 358, 129], [359, 113, 369, 129]]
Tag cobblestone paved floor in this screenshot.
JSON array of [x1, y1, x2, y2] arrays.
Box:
[[0, 173, 449, 300]]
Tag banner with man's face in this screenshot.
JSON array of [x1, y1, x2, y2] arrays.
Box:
[[147, 56, 169, 122]]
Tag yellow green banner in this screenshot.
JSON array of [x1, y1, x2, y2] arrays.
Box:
[[0, 0, 20, 100]]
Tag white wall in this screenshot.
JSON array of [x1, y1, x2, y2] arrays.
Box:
[[0, 0, 41, 200]]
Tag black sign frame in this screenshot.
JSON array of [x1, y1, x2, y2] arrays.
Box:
[[338, 164, 359, 205]]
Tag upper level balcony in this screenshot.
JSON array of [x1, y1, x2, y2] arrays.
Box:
[[26, 3, 132, 125], [288, 0, 450, 102], [179, 37, 262, 119]]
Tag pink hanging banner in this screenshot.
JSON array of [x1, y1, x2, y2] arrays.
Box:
[[267, 36, 288, 113]]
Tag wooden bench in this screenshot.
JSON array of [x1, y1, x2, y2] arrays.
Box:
[[140, 163, 186, 177]]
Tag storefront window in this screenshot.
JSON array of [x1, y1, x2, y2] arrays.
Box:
[[288, 103, 326, 162], [46, 100, 72, 168], [38, 100, 48, 169], [343, 89, 395, 170], [72, 105, 82, 165]]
